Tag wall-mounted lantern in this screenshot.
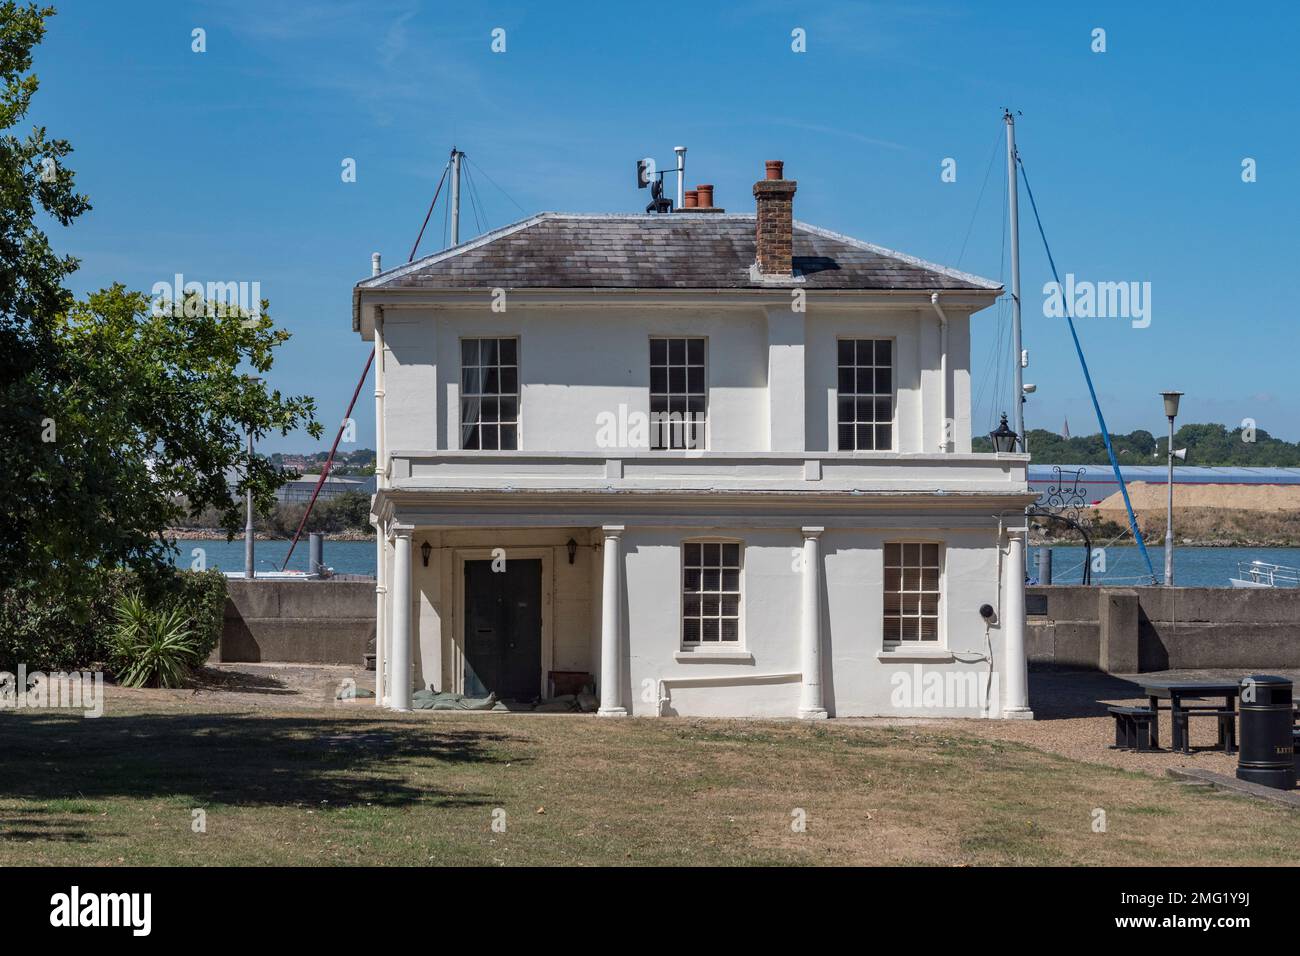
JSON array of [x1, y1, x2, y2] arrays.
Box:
[[566, 537, 578, 565], [989, 413, 1020, 454], [420, 540, 432, 567]]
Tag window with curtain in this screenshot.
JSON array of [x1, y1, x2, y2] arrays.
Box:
[[460, 337, 518, 450]]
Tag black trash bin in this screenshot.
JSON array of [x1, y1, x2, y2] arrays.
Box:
[[1236, 675, 1296, 790]]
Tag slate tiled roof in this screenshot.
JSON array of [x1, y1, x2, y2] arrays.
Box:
[[357, 213, 1001, 293]]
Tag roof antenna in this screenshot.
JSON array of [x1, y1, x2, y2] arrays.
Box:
[[636, 154, 674, 214]]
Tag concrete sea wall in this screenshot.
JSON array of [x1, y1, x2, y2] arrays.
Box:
[[214, 579, 1298, 674], [216, 580, 375, 666], [1028, 586, 1300, 673]]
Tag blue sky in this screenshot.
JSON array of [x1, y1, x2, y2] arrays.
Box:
[[32, 0, 1300, 450]]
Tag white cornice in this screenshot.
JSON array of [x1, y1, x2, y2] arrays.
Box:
[[354, 287, 1000, 337]]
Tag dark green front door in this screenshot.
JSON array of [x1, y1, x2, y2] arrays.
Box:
[[463, 559, 542, 702]]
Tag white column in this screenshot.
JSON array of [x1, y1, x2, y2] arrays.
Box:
[[598, 525, 627, 716], [374, 535, 387, 706], [1002, 531, 1034, 719], [389, 529, 413, 712], [798, 527, 828, 719]]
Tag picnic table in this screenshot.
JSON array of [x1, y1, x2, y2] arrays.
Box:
[[1140, 679, 1240, 754]]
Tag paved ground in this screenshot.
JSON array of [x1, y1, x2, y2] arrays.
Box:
[[153, 664, 1298, 783], [953, 668, 1300, 777]]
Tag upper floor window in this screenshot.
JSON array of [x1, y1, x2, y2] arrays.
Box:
[[837, 338, 892, 451], [883, 542, 941, 643], [682, 541, 741, 646], [461, 337, 518, 450], [650, 337, 706, 450]]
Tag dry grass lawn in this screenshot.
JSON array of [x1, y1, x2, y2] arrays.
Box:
[[1, 677, 1297, 866]]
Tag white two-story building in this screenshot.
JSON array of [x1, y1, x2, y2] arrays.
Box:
[[354, 161, 1036, 719]]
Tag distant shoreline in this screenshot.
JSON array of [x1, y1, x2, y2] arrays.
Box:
[[167, 529, 373, 542], [1029, 533, 1299, 549]]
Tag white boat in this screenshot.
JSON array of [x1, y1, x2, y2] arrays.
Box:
[[221, 569, 330, 580], [1229, 560, 1299, 589]]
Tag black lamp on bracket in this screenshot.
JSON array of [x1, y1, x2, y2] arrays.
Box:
[[420, 540, 432, 567], [566, 537, 578, 565], [989, 413, 1020, 454]]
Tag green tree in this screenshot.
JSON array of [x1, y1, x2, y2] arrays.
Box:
[[42, 286, 322, 579], [1, 5, 321, 602], [0, 3, 90, 588], [974, 423, 1300, 466]]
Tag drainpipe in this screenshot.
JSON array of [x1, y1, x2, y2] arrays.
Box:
[[374, 332, 386, 487], [930, 292, 949, 453]]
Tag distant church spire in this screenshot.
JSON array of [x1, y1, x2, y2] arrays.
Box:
[[1061, 417, 1070, 439]]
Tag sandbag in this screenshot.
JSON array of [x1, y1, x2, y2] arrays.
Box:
[[411, 689, 498, 711]]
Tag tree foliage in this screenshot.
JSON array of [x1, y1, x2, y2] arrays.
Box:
[[974, 424, 1300, 466], [1, 3, 90, 582], [37, 287, 323, 576], [0, 4, 321, 603]]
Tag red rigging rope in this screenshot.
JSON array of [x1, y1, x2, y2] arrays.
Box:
[[283, 149, 524, 570], [281, 349, 375, 571], [408, 159, 451, 262], [283, 153, 462, 571]]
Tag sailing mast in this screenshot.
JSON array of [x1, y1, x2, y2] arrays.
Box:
[[1012, 121, 1160, 583], [450, 147, 463, 245], [1004, 109, 1026, 453]]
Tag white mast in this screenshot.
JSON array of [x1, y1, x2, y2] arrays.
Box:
[[1005, 110, 1026, 453], [450, 147, 463, 246]]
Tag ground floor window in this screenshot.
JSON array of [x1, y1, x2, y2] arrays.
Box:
[[883, 542, 941, 642], [682, 541, 741, 645]]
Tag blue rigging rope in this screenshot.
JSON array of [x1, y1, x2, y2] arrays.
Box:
[[1015, 155, 1158, 584]]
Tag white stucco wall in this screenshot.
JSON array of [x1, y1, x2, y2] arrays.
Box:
[[617, 525, 1006, 719], [381, 302, 974, 456]]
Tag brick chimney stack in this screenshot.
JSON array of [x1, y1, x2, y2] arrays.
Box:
[[753, 160, 796, 277]]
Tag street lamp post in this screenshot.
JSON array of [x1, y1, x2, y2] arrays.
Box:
[[243, 375, 263, 580], [245, 425, 255, 579], [1160, 391, 1183, 586]]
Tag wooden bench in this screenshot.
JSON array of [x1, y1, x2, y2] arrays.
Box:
[[1173, 706, 1236, 755], [1108, 705, 1158, 752]]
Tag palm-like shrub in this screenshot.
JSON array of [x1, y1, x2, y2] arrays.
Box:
[[110, 591, 201, 688]]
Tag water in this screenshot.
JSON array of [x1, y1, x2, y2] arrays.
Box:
[[172, 538, 378, 576], [1028, 545, 1300, 587], [172, 537, 1300, 588]]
